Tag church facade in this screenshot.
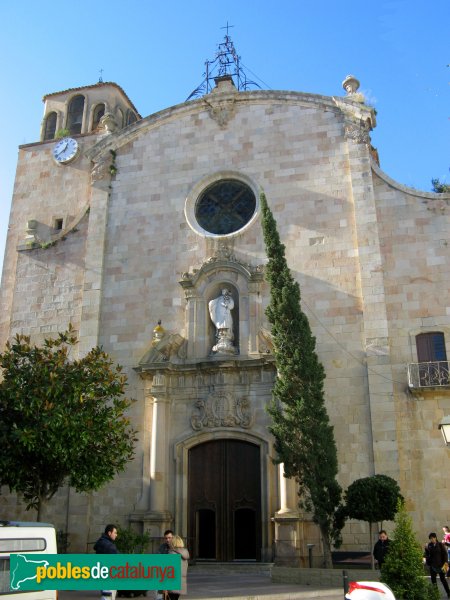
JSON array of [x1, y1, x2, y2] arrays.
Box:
[[0, 69, 449, 563]]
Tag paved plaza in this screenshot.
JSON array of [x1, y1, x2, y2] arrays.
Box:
[[58, 570, 344, 600]]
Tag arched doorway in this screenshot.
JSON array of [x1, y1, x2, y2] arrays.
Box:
[[188, 439, 261, 561]]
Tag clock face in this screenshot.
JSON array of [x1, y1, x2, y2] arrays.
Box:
[[52, 137, 79, 164]]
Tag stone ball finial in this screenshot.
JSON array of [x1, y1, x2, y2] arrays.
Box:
[[342, 75, 360, 95]]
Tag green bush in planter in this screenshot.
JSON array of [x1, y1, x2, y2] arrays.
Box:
[[381, 501, 439, 599]]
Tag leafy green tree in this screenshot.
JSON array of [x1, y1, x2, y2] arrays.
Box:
[[381, 500, 439, 599], [0, 326, 137, 519], [431, 178, 450, 194], [344, 474, 403, 568], [260, 192, 344, 567]]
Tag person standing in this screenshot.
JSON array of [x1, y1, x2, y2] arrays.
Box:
[[373, 530, 390, 569], [94, 524, 118, 600], [425, 532, 450, 598], [443, 526, 450, 576], [166, 535, 189, 600], [159, 530, 174, 554]]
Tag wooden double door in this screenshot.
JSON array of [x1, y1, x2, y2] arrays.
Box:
[[188, 439, 261, 561]]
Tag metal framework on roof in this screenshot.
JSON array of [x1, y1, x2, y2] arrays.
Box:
[[187, 24, 261, 101]]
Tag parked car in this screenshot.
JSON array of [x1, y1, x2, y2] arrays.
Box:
[[345, 581, 396, 599], [0, 520, 57, 600]]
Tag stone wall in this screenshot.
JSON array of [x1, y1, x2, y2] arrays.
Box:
[[1, 79, 449, 557]]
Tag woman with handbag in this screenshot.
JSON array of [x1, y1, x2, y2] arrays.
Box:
[[164, 535, 189, 600]]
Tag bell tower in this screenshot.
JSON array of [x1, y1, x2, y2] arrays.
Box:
[[41, 81, 141, 141]]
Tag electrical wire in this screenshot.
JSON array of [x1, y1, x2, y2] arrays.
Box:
[[300, 297, 409, 387]]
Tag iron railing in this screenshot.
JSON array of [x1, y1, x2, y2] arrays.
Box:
[[408, 361, 450, 388]]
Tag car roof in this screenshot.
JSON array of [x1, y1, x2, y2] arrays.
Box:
[[0, 520, 54, 528]]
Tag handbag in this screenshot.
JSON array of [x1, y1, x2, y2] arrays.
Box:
[[443, 563, 449, 574]]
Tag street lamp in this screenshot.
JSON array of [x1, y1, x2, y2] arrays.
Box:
[[438, 416, 450, 446]]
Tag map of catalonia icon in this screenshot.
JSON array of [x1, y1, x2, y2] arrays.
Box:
[[10, 554, 49, 590]]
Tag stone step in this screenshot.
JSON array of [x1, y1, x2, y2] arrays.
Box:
[[188, 561, 274, 575]]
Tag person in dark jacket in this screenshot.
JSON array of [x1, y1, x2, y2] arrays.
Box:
[[158, 529, 174, 554], [94, 524, 118, 600], [373, 530, 390, 568], [425, 532, 450, 598]]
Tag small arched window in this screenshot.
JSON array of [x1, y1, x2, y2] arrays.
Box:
[[116, 108, 123, 128], [43, 112, 57, 140], [92, 103, 105, 131], [67, 95, 85, 135], [126, 110, 137, 126]]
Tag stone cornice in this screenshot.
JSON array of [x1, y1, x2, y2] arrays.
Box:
[[179, 257, 264, 292], [134, 355, 275, 377], [371, 160, 450, 199], [85, 89, 352, 162]]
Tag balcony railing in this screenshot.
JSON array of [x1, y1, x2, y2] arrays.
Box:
[[408, 361, 450, 389]]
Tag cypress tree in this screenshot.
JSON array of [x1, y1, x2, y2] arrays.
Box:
[[260, 192, 343, 567]]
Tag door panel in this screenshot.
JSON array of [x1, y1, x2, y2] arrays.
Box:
[[188, 439, 261, 561]]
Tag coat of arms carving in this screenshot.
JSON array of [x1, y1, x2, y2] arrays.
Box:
[[191, 391, 252, 430]]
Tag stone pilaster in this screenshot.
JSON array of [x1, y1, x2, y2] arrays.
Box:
[[130, 372, 172, 536], [78, 169, 110, 356], [345, 121, 399, 481]]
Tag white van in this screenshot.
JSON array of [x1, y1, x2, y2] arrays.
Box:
[[0, 520, 57, 600]]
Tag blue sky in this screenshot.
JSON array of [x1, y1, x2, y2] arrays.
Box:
[[0, 0, 448, 273]]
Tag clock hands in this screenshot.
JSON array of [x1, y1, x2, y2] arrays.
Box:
[[53, 138, 78, 163], [54, 144, 67, 160], [56, 141, 69, 157]]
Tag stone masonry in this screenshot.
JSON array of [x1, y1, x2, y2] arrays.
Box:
[[0, 76, 449, 563]]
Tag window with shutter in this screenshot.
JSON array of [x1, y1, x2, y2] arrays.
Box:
[[416, 332, 448, 386]]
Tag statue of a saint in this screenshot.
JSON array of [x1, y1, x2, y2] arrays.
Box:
[[208, 289, 236, 354], [209, 288, 234, 333]]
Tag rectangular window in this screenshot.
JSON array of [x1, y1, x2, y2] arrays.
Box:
[[0, 538, 46, 552], [416, 332, 448, 386], [0, 558, 10, 594], [0, 539, 46, 595], [416, 332, 447, 362]]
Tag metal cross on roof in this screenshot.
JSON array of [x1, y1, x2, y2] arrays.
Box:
[[221, 21, 234, 36], [187, 25, 262, 100]]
